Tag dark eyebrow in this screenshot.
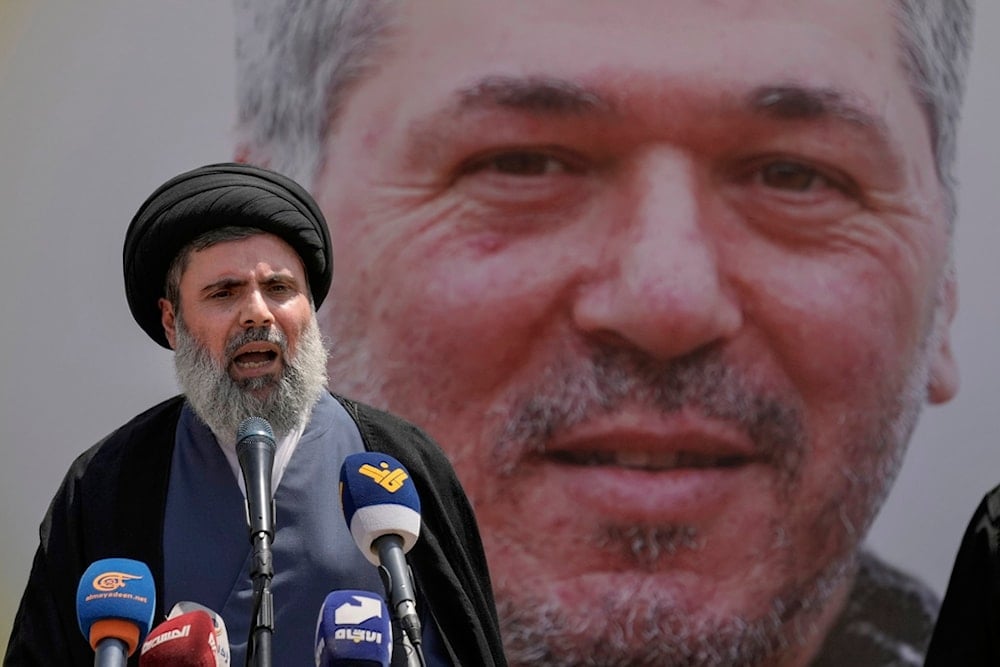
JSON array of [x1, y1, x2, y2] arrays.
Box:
[[261, 273, 299, 288], [199, 272, 298, 296], [200, 277, 246, 296], [454, 75, 613, 115], [402, 75, 613, 167], [404, 75, 900, 171], [747, 84, 893, 144], [446, 77, 890, 129]]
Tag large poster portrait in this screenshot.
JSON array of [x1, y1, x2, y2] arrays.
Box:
[[3, 2, 999, 664]]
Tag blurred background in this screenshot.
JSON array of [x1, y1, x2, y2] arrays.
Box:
[[2, 0, 999, 648]]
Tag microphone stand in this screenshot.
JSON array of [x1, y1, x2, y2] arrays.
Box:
[[93, 637, 129, 667], [246, 530, 274, 667], [236, 417, 277, 667]]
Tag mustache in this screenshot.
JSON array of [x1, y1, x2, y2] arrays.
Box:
[[493, 345, 805, 483]]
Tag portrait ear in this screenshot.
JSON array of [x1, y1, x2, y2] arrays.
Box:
[[927, 272, 959, 404], [159, 298, 178, 350]]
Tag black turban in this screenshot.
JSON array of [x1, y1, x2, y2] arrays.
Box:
[[123, 162, 332, 349]]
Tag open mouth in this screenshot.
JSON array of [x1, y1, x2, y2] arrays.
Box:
[[232, 344, 281, 370]]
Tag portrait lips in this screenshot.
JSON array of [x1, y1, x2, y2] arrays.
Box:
[[225, 327, 287, 382], [540, 416, 774, 522], [491, 346, 805, 524]]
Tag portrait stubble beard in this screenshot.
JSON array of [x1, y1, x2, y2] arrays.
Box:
[[324, 301, 938, 666], [487, 343, 934, 667], [172, 310, 329, 443]]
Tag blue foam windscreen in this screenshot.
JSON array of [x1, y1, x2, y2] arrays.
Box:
[[339, 452, 421, 565], [76, 557, 156, 653], [315, 590, 392, 667]]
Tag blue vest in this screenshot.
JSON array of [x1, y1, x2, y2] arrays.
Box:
[[162, 393, 417, 665]]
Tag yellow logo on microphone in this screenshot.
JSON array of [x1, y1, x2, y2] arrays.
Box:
[[93, 571, 142, 592], [358, 461, 409, 493]]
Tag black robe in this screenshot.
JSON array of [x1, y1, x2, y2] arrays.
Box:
[[4, 393, 507, 666], [924, 486, 1000, 665]]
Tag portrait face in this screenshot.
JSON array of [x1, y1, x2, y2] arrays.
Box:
[[313, 1, 959, 663], [160, 233, 314, 400]]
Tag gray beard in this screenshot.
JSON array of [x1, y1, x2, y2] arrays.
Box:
[[172, 314, 329, 441]]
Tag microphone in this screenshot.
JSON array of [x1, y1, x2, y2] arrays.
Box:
[[339, 453, 422, 659], [314, 590, 392, 667], [167, 601, 231, 667], [75, 557, 156, 667], [236, 416, 276, 667], [138, 611, 217, 667], [236, 416, 276, 543]]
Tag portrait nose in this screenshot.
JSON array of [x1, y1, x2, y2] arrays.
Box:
[[240, 288, 275, 328], [572, 149, 742, 360]]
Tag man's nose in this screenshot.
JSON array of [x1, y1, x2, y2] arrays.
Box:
[[240, 289, 275, 328], [572, 148, 742, 360]]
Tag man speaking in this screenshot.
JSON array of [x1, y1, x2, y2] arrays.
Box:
[[4, 163, 505, 666]]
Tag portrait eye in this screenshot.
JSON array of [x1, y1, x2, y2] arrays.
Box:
[[758, 161, 822, 192], [470, 150, 571, 177], [495, 153, 554, 175]]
